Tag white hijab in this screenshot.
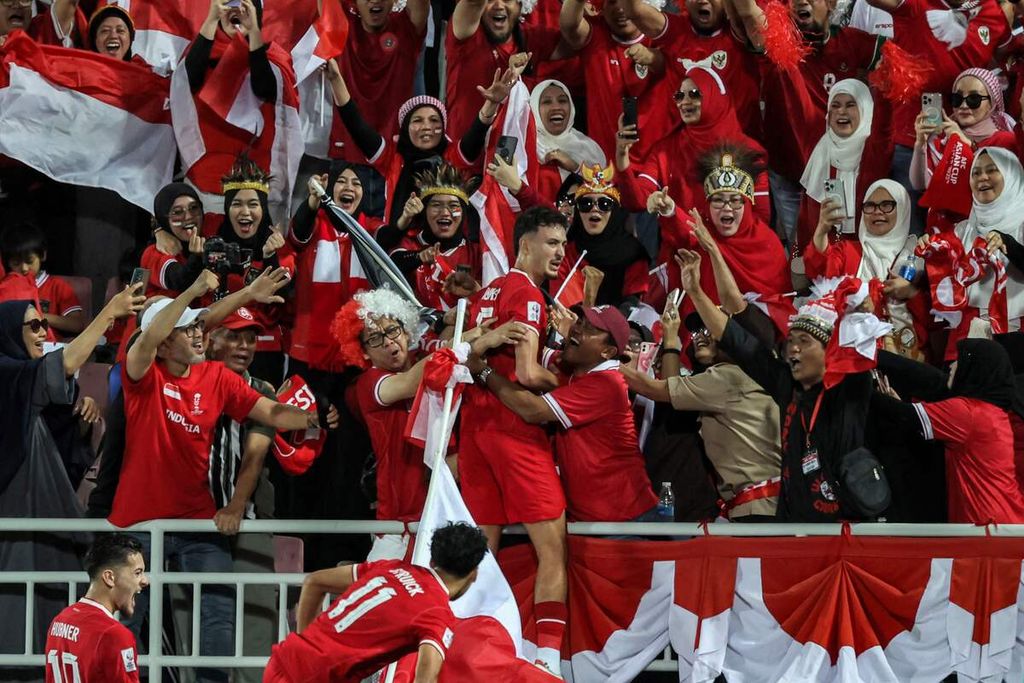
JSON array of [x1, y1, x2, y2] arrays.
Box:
[[530, 80, 606, 173], [801, 79, 875, 234], [857, 179, 912, 281], [958, 147, 1024, 324]]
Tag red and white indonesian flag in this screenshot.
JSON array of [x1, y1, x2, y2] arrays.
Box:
[[472, 80, 538, 286], [0, 32, 175, 211], [289, 0, 349, 84], [101, 0, 207, 74], [404, 344, 472, 462]]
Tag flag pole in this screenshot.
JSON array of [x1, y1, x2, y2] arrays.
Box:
[[552, 249, 587, 304]]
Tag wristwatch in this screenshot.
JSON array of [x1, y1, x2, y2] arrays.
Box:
[[475, 366, 494, 386]]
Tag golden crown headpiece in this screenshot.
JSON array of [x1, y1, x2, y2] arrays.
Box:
[[222, 155, 272, 195], [414, 163, 472, 204], [703, 152, 755, 204], [575, 164, 621, 203]]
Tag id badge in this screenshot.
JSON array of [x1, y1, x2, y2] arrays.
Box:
[[801, 448, 821, 475]]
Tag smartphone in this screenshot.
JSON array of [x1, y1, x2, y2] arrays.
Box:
[[622, 96, 638, 128], [495, 135, 518, 165], [921, 92, 943, 127], [823, 178, 850, 226], [130, 267, 150, 291], [226, 0, 241, 7], [637, 341, 658, 376]]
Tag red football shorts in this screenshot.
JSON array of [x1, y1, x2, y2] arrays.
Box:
[[459, 426, 565, 525]]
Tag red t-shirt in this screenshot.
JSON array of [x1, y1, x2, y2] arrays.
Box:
[[444, 24, 562, 141], [541, 362, 658, 521], [140, 244, 187, 299], [36, 272, 82, 342], [110, 360, 262, 527], [888, 0, 1007, 147], [28, 7, 88, 48], [333, 13, 425, 161], [393, 233, 481, 311], [268, 560, 455, 683], [44, 599, 139, 683], [916, 398, 1024, 523], [346, 367, 428, 522]]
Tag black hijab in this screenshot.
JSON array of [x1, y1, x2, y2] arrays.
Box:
[[950, 339, 1018, 413], [0, 300, 41, 492], [392, 104, 447, 223], [327, 160, 367, 218], [568, 201, 647, 306], [153, 182, 203, 236], [218, 187, 274, 255], [88, 5, 135, 62]]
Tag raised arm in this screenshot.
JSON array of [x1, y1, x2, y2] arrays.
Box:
[[688, 211, 747, 315], [296, 565, 355, 632], [246, 395, 318, 432], [200, 266, 290, 329], [52, 0, 80, 40], [622, 0, 667, 36], [413, 643, 445, 683], [327, 59, 386, 160], [62, 285, 145, 378], [864, 0, 902, 14], [560, 0, 592, 50], [452, 0, 487, 40], [406, 0, 430, 33], [377, 355, 430, 405]]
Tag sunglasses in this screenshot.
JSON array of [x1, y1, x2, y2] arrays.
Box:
[[862, 200, 897, 214], [556, 195, 576, 208], [576, 197, 616, 213], [363, 324, 404, 348], [673, 89, 702, 102], [23, 319, 50, 334], [950, 92, 991, 109]]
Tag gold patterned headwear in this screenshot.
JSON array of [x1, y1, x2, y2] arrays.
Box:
[[703, 153, 755, 204], [574, 164, 621, 203], [414, 163, 471, 204], [222, 155, 271, 195]]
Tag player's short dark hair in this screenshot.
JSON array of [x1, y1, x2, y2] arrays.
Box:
[[0, 222, 46, 265], [513, 206, 567, 257], [83, 534, 144, 581], [429, 522, 488, 578]]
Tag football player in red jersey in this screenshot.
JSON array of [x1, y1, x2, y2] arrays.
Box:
[[45, 534, 149, 683], [265, 522, 489, 683]]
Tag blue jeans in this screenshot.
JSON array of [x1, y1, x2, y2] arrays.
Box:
[[768, 169, 802, 249], [124, 533, 234, 683], [890, 144, 926, 236]]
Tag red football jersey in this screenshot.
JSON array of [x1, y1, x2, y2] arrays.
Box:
[[267, 560, 456, 683], [541, 363, 658, 521], [110, 360, 262, 527], [36, 272, 82, 342], [345, 367, 428, 522], [44, 599, 139, 683], [140, 244, 188, 299], [392, 234, 481, 311]]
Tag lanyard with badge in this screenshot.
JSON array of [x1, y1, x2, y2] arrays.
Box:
[[800, 392, 826, 476]]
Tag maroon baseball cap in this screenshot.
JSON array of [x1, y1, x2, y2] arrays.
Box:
[[219, 306, 263, 332], [582, 305, 630, 356]]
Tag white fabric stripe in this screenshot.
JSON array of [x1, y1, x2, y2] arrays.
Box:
[[290, 25, 321, 85], [637, 173, 660, 189], [60, 305, 83, 316], [536, 618, 567, 624], [133, 29, 191, 75], [158, 258, 174, 289], [541, 347, 557, 369], [912, 402, 933, 440], [542, 393, 572, 429], [373, 374, 391, 407], [420, 639, 446, 660], [170, 58, 205, 174], [268, 63, 303, 222], [0, 66, 175, 211], [367, 138, 387, 165]]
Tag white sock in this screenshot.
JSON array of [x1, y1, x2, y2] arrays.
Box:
[[534, 647, 562, 677]]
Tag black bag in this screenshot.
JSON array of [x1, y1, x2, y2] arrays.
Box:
[[837, 447, 891, 517]]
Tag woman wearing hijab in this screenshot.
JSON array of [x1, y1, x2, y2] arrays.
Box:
[[806, 179, 932, 360], [616, 66, 770, 225], [911, 67, 1019, 191], [326, 55, 523, 225], [876, 339, 1024, 524], [920, 148, 1024, 361], [549, 164, 648, 307], [798, 79, 893, 250], [142, 183, 208, 298], [0, 289, 144, 666], [530, 80, 606, 204]]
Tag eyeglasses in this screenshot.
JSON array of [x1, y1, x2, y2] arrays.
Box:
[[0, 0, 34, 7], [363, 324, 404, 348], [673, 89, 702, 102], [709, 195, 745, 210], [576, 196, 616, 213], [950, 92, 991, 109], [427, 201, 462, 213], [169, 203, 203, 220], [22, 319, 50, 334], [862, 200, 897, 214], [178, 321, 206, 337]]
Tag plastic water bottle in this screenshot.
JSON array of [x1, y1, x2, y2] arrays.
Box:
[[898, 254, 917, 282], [657, 482, 675, 522]]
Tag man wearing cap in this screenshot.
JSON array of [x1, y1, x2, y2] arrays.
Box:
[[469, 304, 659, 524], [110, 270, 318, 683], [621, 304, 782, 521]]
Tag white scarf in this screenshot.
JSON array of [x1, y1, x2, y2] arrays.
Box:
[[925, 0, 981, 49], [958, 147, 1024, 326], [530, 80, 606, 175], [857, 180, 914, 333], [800, 79, 875, 234]]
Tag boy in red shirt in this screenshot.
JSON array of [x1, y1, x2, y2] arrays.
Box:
[[1, 224, 84, 340], [265, 522, 490, 683], [468, 305, 659, 522], [45, 534, 149, 683]]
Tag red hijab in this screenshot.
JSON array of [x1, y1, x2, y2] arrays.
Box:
[[701, 198, 790, 302]]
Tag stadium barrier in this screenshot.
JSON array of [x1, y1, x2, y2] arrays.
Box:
[[1, 518, 1022, 679]]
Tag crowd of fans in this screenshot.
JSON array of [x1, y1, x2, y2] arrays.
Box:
[[2, 0, 1024, 678]]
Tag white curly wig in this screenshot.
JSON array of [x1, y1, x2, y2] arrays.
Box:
[[353, 288, 424, 347]]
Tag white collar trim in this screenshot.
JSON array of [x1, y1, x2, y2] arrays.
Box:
[[79, 597, 117, 621]]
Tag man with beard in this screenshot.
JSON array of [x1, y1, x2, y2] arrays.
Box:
[[44, 535, 149, 683], [446, 0, 573, 139]]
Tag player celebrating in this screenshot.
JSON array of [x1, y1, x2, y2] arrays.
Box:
[[44, 534, 149, 683], [264, 522, 489, 683]]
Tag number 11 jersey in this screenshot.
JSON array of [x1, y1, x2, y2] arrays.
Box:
[[267, 560, 456, 682]]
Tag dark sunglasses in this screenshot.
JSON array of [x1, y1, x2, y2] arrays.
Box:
[[672, 89, 702, 102], [862, 200, 897, 214], [556, 195, 576, 208], [23, 319, 50, 334], [576, 196, 616, 213], [950, 92, 991, 109]]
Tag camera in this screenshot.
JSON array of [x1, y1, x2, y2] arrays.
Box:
[[203, 237, 252, 300]]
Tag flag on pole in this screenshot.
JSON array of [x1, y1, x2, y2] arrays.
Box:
[[0, 32, 176, 210], [290, 0, 350, 85], [101, 0, 207, 74]]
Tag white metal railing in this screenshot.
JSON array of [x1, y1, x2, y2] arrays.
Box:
[[2, 519, 1022, 679]]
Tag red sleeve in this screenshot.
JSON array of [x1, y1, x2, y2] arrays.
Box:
[[51, 278, 82, 316], [218, 365, 263, 422], [413, 607, 456, 661], [511, 182, 545, 211], [351, 559, 385, 582], [803, 240, 853, 279], [542, 372, 614, 428], [623, 259, 649, 299], [502, 284, 546, 336], [140, 247, 179, 292], [916, 397, 973, 444], [356, 368, 394, 409], [753, 169, 771, 224], [102, 626, 141, 682]]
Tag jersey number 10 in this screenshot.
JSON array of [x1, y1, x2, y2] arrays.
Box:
[[328, 575, 397, 633], [47, 650, 82, 683]]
